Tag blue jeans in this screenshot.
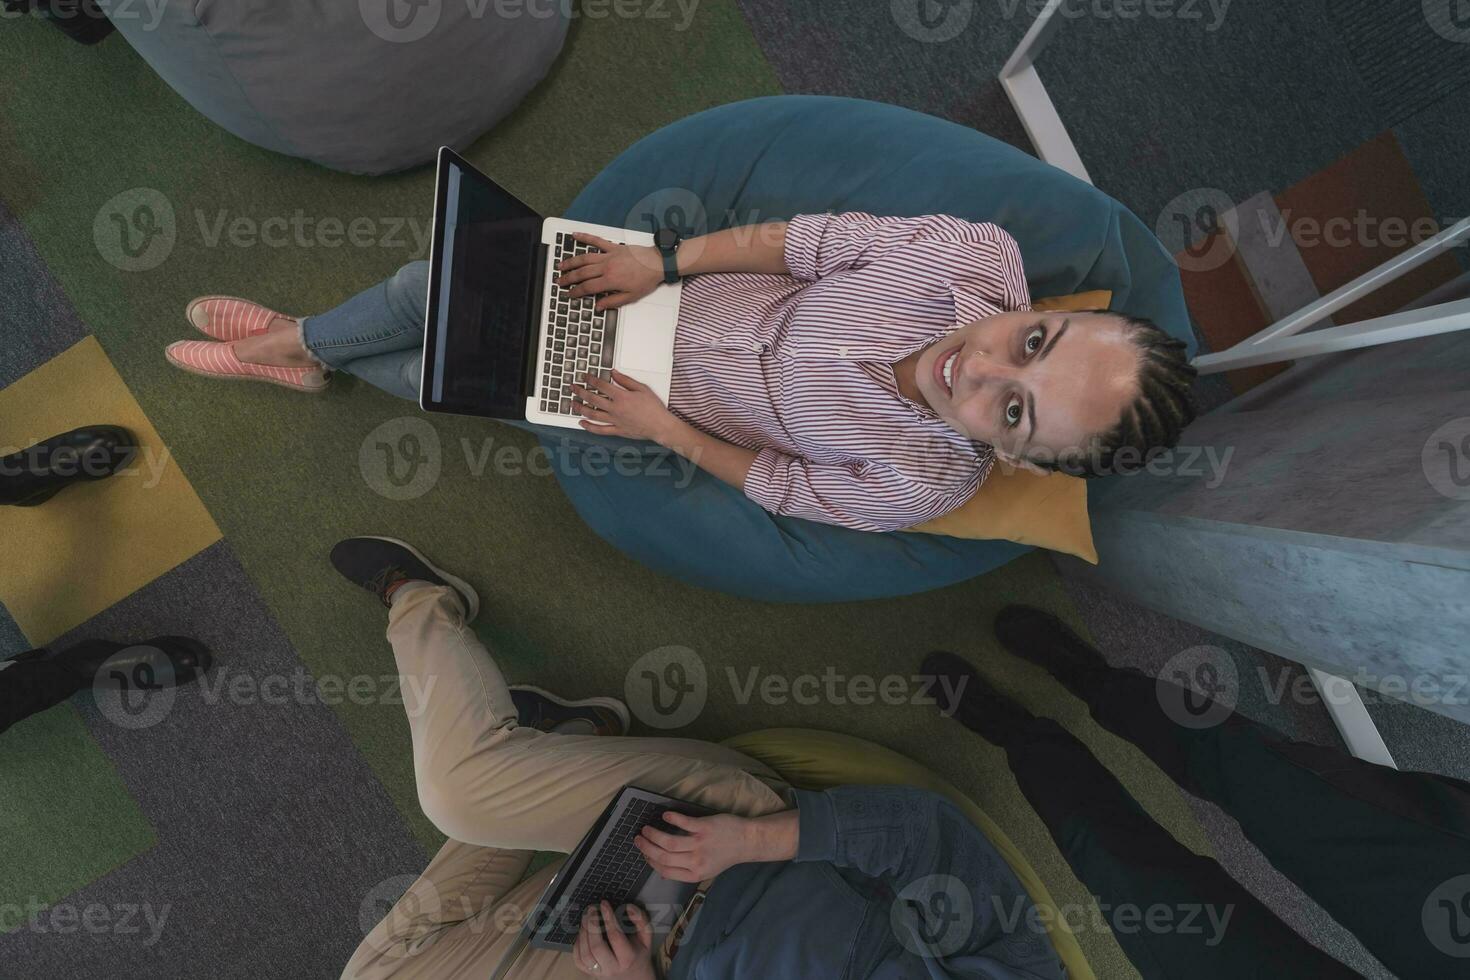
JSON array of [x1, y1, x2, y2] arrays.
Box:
[[304, 262, 673, 465], [300, 261, 431, 400]]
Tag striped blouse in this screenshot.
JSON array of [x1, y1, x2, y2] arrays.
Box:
[[666, 212, 1032, 532]]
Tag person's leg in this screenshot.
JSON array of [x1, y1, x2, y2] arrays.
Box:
[[325, 350, 424, 403], [224, 262, 429, 401], [335, 536, 787, 979], [327, 536, 790, 852], [341, 838, 577, 980], [386, 582, 788, 852], [0, 638, 212, 735], [0, 426, 137, 507], [297, 261, 429, 399], [996, 606, 1470, 978], [19, 0, 116, 45], [1004, 716, 1362, 978], [922, 652, 1360, 978], [0, 651, 76, 734]]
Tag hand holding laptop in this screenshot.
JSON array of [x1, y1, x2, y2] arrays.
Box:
[[572, 901, 656, 979]]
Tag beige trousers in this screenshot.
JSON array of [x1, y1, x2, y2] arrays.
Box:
[[341, 584, 791, 980]]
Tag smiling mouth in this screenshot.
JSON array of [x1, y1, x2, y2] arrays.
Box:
[[935, 347, 961, 397]]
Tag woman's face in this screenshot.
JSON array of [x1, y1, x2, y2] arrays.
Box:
[[912, 311, 1141, 466]]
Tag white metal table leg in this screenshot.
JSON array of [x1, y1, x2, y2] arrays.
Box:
[[1193, 217, 1470, 373], [997, 3, 1470, 374], [999, 0, 1092, 185], [1307, 667, 1397, 768], [1192, 295, 1470, 373]]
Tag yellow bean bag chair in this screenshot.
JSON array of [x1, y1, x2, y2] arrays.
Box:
[[723, 728, 1093, 980]]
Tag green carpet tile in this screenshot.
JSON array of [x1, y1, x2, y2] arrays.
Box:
[[0, 7, 1221, 975], [0, 704, 156, 932]]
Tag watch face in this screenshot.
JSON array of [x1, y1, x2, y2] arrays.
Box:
[[655, 228, 680, 251]]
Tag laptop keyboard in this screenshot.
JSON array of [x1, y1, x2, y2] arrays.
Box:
[[538, 232, 619, 417], [543, 797, 664, 946]]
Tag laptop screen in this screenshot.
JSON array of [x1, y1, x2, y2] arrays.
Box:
[[424, 151, 543, 417]]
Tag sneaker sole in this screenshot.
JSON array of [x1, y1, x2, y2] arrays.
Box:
[[509, 685, 632, 735], [354, 536, 481, 623]]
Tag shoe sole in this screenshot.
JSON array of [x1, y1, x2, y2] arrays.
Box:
[[353, 536, 481, 624], [165, 349, 328, 393], [509, 685, 632, 735]]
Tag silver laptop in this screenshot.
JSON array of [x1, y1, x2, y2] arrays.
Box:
[[420, 147, 682, 428], [487, 787, 715, 979], [524, 785, 713, 951]]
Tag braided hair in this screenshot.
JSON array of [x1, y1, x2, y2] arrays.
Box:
[[1045, 313, 1199, 478]]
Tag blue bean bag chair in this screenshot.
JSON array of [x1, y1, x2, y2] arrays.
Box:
[[532, 96, 1191, 603], [99, 0, 568, 175]]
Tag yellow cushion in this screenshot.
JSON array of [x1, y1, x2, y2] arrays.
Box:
[[909, 290, 1109, 564], [723, 728, 1095, 980]]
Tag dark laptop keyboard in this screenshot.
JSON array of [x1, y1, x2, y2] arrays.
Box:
[[543, 797, 664, 946], [539, 232, 619, 417]]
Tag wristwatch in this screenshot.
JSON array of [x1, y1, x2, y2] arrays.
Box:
[[654, 228, 683, 285]]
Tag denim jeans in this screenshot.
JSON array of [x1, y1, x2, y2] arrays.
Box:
[[300, 261, 431, 401], [304, 262, 673, 467]]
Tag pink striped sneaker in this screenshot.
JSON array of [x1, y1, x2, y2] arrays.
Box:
[[185, 296, 295, 342], [164, 340, 329, 393]]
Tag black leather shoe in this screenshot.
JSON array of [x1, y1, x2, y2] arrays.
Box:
[[0, 425, 138, 506], [52, 636, 213, 692], [4, 0, 116, 45], [993, 605, 1110, 699]]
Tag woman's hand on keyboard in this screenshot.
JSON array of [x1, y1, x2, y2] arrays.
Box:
[[572, 370, 678, 442], [556, 233, 663, 312], [573, 901, 656, 979]]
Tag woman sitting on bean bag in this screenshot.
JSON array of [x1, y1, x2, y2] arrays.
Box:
[[164, 213, 1197, 531]]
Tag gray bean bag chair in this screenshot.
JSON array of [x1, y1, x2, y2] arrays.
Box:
[[98, 0, 568, 174]]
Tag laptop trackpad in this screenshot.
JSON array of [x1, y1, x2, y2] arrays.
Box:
[[617, 320, 676, 373]]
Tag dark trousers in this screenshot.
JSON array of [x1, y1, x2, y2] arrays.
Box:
[[1003, 666, 1470, 979], [0, 649, 77, 734]]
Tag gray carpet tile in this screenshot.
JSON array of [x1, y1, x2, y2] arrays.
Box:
[[1332, 0, 1470, 128], [0, 197, 89, 390], [735, 0, 1381, 235], [735, 0, 1034, 152], [1364, 690, 1470, 783], [1038, 0, 1381, 232], [0, 541, 428, 980], [1395, 93, 1470, 275]]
